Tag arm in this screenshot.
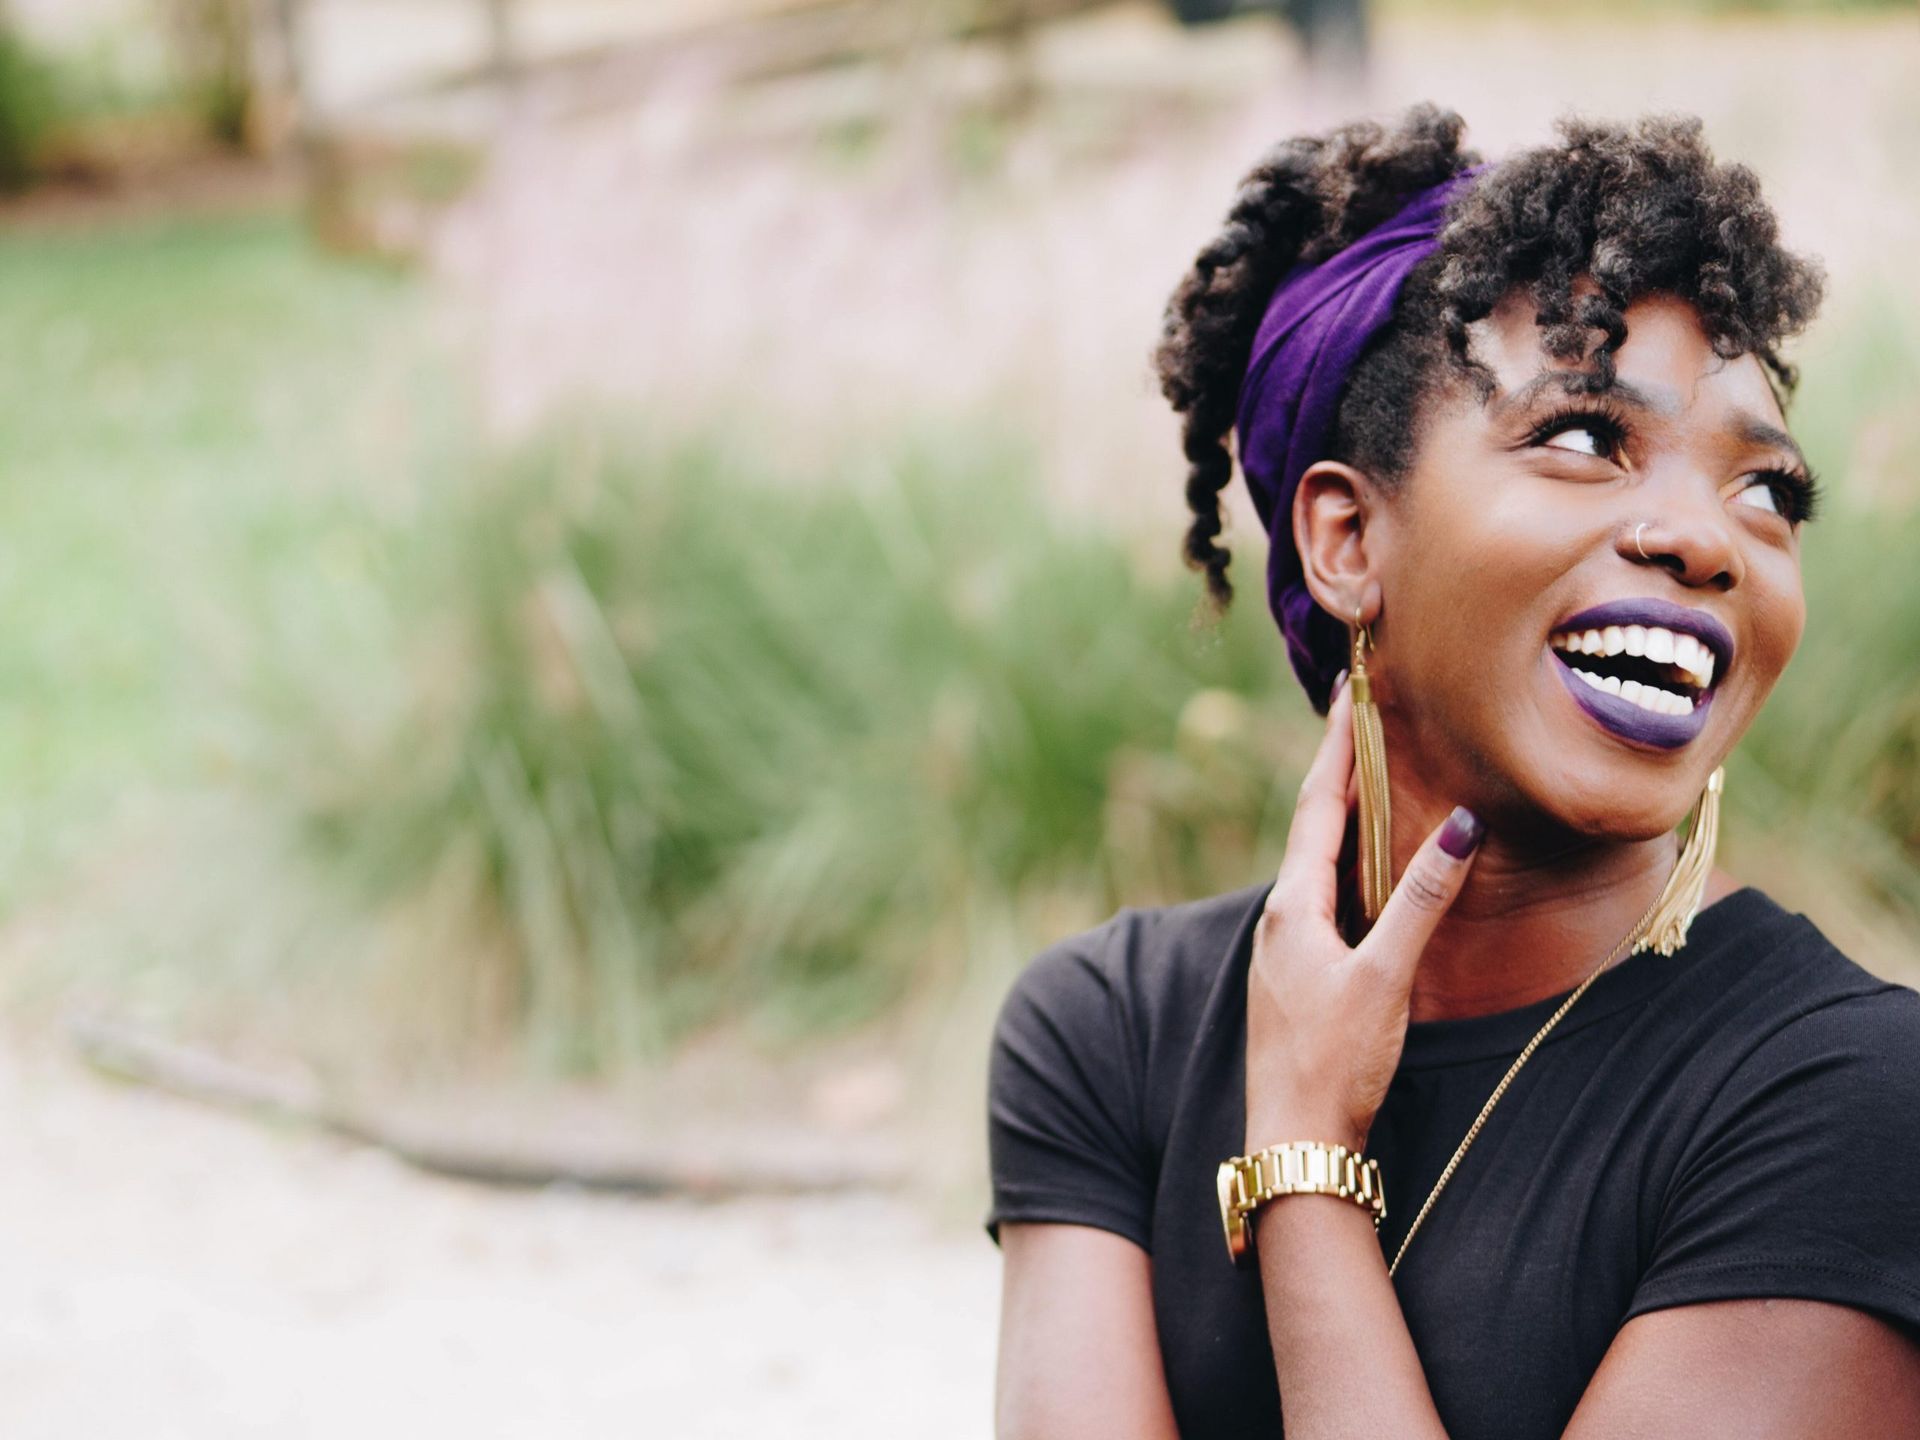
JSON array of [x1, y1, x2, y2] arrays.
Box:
[[1250, 1194, 1447, 1437], [1248, 1196, 1920, 1439], [1564, 1299, 1920, 1436], [1238, 674, 1470, 1436], [982, 912, 1175, 1437], [994, 1222, 1181, 1440]]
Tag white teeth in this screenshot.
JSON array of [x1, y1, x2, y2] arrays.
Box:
[[1550, 622, 1721, 696], [1678, 638, 1716, 689], [1582, 675, 1696, 716]]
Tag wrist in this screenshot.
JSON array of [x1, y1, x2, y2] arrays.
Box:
[[1244, 1106, 1367, 1157], [1250, 1182, 1379, 1251], [1217, 1139, 1387, 1264]]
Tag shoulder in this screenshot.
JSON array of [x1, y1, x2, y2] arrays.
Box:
[[995, 879, 1271, 1041], [985, 880, 1270, 1220], [1676, 889, 1920, 1142], [1631, 897, 1920, 1329], [1727, 969, 1920, 1115], [1708, 889, 1920, 1071]]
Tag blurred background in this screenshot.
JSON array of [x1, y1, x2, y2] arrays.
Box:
[[0, 0, 1915, 1433]]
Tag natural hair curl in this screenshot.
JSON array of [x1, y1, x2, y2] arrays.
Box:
[[1153, 102, 1826, 617]]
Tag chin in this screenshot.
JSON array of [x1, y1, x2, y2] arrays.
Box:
[[1497, 643, 1741, 831], [1474, 721, 1704, 844], [1556, 791, 1695, 845]]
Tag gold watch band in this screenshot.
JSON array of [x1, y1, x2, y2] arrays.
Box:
[[1216, 1141, 1386, 1265]]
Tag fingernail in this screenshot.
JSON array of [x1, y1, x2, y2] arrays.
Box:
[[1333, 668, 1350, 696], [1438, 806, 1485, 859]]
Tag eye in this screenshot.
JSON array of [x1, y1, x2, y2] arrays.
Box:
[[1524, 404, 1630, 464], [1544, 425, 1612, 459], [1730, 478, 1782, 515], [1729, 466, 1821, 524]]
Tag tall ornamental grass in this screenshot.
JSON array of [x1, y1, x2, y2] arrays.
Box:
[[275, 419, 1920, 1075], [282, 425, 1311, 1072]]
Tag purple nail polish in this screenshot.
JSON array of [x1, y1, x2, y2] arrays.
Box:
[[1438, 807, 1484, 859]]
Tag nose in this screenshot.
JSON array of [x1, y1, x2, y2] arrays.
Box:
[[1619, 495, 1745, 592]]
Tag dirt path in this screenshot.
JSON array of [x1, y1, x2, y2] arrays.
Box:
[[0, 1046, 1000, 1438]]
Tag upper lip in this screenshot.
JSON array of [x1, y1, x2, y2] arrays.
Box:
[[1551, 597, 1735, 683]]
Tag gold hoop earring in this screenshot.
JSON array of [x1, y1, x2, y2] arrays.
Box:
[[1632, 765, 1725, 956], [1350, 608, 1393, 922]]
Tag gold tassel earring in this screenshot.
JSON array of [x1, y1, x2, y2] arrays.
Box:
[[1350, 608, 1393, 922], [1632, 765, 1725, 956]]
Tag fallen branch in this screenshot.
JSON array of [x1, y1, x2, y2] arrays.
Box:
[[68, 1013, 906, 1198]]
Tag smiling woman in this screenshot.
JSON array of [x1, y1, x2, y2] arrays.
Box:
[[984, 105, 1920, 1439]]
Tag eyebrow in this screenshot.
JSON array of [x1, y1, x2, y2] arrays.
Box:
[[1491, 369, 1682, 419], [1731, 413, 1813, 476], [1492, 369, 1811, 474]]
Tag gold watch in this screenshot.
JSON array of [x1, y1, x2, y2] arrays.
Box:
[[1216, 1141, 1385, 1265]]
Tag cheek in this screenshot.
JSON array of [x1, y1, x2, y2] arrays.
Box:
[[1380, 472, 1579, 646], [1745, 554, 1807, 686], [1373, 494, 1567, 730]]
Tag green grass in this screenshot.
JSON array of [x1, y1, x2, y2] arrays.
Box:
[[264, 409, 1920, 1074], [0, 30, 61, 190], [270, 420, 1312, 1071], [0, 211, 441, 911]]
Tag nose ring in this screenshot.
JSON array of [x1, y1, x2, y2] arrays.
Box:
[[1634, 521, 1652, 561]]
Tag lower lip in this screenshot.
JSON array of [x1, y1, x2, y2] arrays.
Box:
[[1550, 651, 1714, 750]]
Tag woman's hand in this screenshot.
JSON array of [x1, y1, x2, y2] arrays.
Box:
[[1244, 674, 1486, 1155]]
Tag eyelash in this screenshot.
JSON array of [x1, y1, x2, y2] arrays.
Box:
[[1523, 401, 1823, 526]]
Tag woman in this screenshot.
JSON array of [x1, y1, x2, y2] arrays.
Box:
[[983, 104, 1920, 1437]]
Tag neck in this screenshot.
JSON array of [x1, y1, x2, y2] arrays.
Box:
[[1347, 794, 1717, 1024]]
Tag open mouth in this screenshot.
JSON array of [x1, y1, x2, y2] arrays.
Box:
[[1545, 600, 1734, 750], [1548, 624, 1715, 715]]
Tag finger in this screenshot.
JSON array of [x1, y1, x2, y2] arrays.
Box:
[[1273, 672, 1355, 917], [1357, 806, 1484, 978]]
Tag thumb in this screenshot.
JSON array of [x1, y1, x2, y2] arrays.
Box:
[[1359, 806, 1484, 975]]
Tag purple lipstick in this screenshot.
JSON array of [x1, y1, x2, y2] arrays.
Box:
[[1546, 598, 1733, 751]]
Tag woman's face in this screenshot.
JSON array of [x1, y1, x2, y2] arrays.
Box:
[[1360, 288, 1812, 843]]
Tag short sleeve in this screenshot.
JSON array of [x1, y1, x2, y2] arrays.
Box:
[[983, 915, 1155, 1252], [1626, 984, 1920, 1336]]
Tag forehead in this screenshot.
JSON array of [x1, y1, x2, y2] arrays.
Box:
[[1467, 285, 1786, 430]]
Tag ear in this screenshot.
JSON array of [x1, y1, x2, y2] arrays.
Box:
[[1291, 459, 1385, 627]]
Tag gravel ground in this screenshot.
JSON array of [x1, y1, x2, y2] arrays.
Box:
[[0, 1047, 1001, 1439]]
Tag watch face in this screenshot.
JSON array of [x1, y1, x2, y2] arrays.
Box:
[[1217, 1160, 1249, 1263]]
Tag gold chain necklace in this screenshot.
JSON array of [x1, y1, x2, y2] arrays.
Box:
[[1384, 887, 1667, 1279]]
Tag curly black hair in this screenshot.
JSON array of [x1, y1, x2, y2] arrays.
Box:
[[1154, 102, 1827, 621]]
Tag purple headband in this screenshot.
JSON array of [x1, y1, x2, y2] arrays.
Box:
[[1234, 163, 1488, 710]]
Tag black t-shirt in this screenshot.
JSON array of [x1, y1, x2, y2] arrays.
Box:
[[984, 882, 1920, 1438]]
